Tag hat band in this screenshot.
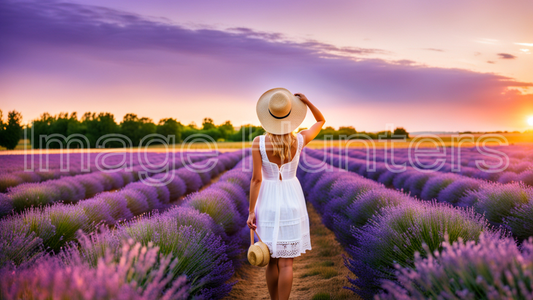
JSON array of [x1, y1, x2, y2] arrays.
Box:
[[268, 108, 292, 119]]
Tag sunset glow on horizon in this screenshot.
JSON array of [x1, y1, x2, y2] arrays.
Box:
[[1, 0, 532, 132]]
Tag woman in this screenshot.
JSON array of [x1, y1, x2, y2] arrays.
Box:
[[247, 87, 325, 300]]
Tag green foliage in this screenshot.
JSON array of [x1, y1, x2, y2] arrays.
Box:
[[30, 112, 121, 149], [218, 120, 234, 140], [0, 110, 23, 150], [315, 125, 409, 140], [229, 124, 264, 141], [393, 126, 410, 138], [16, 108, 411, 150], [120, 113, 156, 146], [156, 118, 183, 143], [312, 292, 332, 300], [201, 117, 216, 130], [83, 112, 120, 147]]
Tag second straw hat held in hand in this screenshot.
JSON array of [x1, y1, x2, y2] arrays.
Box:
[[248, 228, 270, 267], [256, 88, 307, 134]]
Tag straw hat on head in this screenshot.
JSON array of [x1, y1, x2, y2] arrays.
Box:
[[256, 87, 307, 135]]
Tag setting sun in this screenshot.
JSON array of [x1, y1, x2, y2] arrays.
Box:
[[528, 116, 533, 126]]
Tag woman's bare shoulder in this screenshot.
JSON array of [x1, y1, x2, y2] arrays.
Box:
[[252, 136, 261, 149]]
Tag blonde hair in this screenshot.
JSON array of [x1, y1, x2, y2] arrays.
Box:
[[265, 132, 297, 163]]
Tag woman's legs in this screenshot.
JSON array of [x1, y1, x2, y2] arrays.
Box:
[[266, 257, 279, 300], [277, 258, 294, 300]]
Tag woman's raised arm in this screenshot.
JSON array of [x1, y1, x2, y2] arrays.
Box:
[[294, 93, 325, 146]]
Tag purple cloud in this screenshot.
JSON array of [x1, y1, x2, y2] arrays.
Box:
[[497, 53, 517, 59], [1, 0, 532, 131], [422, 48, 445, 52], [0, 0, 388, 63]]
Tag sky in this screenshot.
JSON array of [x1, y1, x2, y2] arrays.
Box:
[[1, 0, 532, 132]]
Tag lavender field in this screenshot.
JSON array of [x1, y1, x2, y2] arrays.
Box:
[[0, 149, 254, 299], [297, 145, 533, 299], [1, 143, 533, 299]]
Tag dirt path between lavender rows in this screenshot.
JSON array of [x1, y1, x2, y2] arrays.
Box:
[[224, 201, 360, 300]]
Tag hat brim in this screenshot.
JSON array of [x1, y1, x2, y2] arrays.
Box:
[[256, 88, 307, 135]]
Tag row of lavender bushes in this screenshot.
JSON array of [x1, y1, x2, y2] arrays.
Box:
[[377, 233, 533, 299], [346, 144, 533, 173], [0, 152, 173, 192], [0, 151, 253, 300], [0, 150, 245, 268], [297, 153, 533, 299], [329, 146, 533, 185], [0, 151, 214, 218], [307, 148, 533, 240]]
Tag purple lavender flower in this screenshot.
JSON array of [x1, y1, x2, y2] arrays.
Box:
[[0, 193, 13, 218], [151, 174, 187, 201], [437, 177, 482, 205], [18, 206, 56, 245], [163, 206, 227, 241], [100, 172, 125, 190], [183, 189, 242, 236], [308, 172, 356, 210], [344, 189, 413, 231], [11, 171, 41, 184], [117, 170, 135, 185], [44, 203, 91, 252], [121, 189, 150, 216], [8, 183, 61, 211], [0, 215, 46, 268], [173, 169, 203, 194], [470, 182, 532, 226], [377, 234, 533, 299], [153, 185, 171, 206], [219, 171, 251, 191], [519, 170, 533, 186], [209, 181, 249, 220], [377, 170, 398, 187], [93, 192, 134, 223], [79, 199, 116, 226], [345, 201, 491, 297], [76, 175, 105, 198], [125, 182, 161, 210], [196, 170, 212, 186], [322, 196, 350, 230], [392, 170, 418, 191], [403, 173, 433, 198], [0, 238, 190, 300], [121, 219, 235, 299], [53, 177, 86, 202], [301, 171, 325, 195], [61, 224, 123, 267], [498, 171, 520, 184], [505, 200, 533, 240], [420, 173, 460, 201], [0, 173, 24, 193], [366, 164, 389, 181]]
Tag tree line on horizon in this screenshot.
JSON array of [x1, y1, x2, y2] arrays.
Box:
[[0, 110, 24, 150], [1, 110, 411, 149]]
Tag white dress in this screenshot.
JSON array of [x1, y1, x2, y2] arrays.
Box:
[[254, 133, 312, 258]]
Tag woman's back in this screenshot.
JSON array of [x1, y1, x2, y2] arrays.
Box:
[[262, 133, 300, 168]]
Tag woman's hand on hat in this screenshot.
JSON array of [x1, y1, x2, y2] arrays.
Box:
[[294, 93, 310, 105], [247, 212, 257, 230]]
